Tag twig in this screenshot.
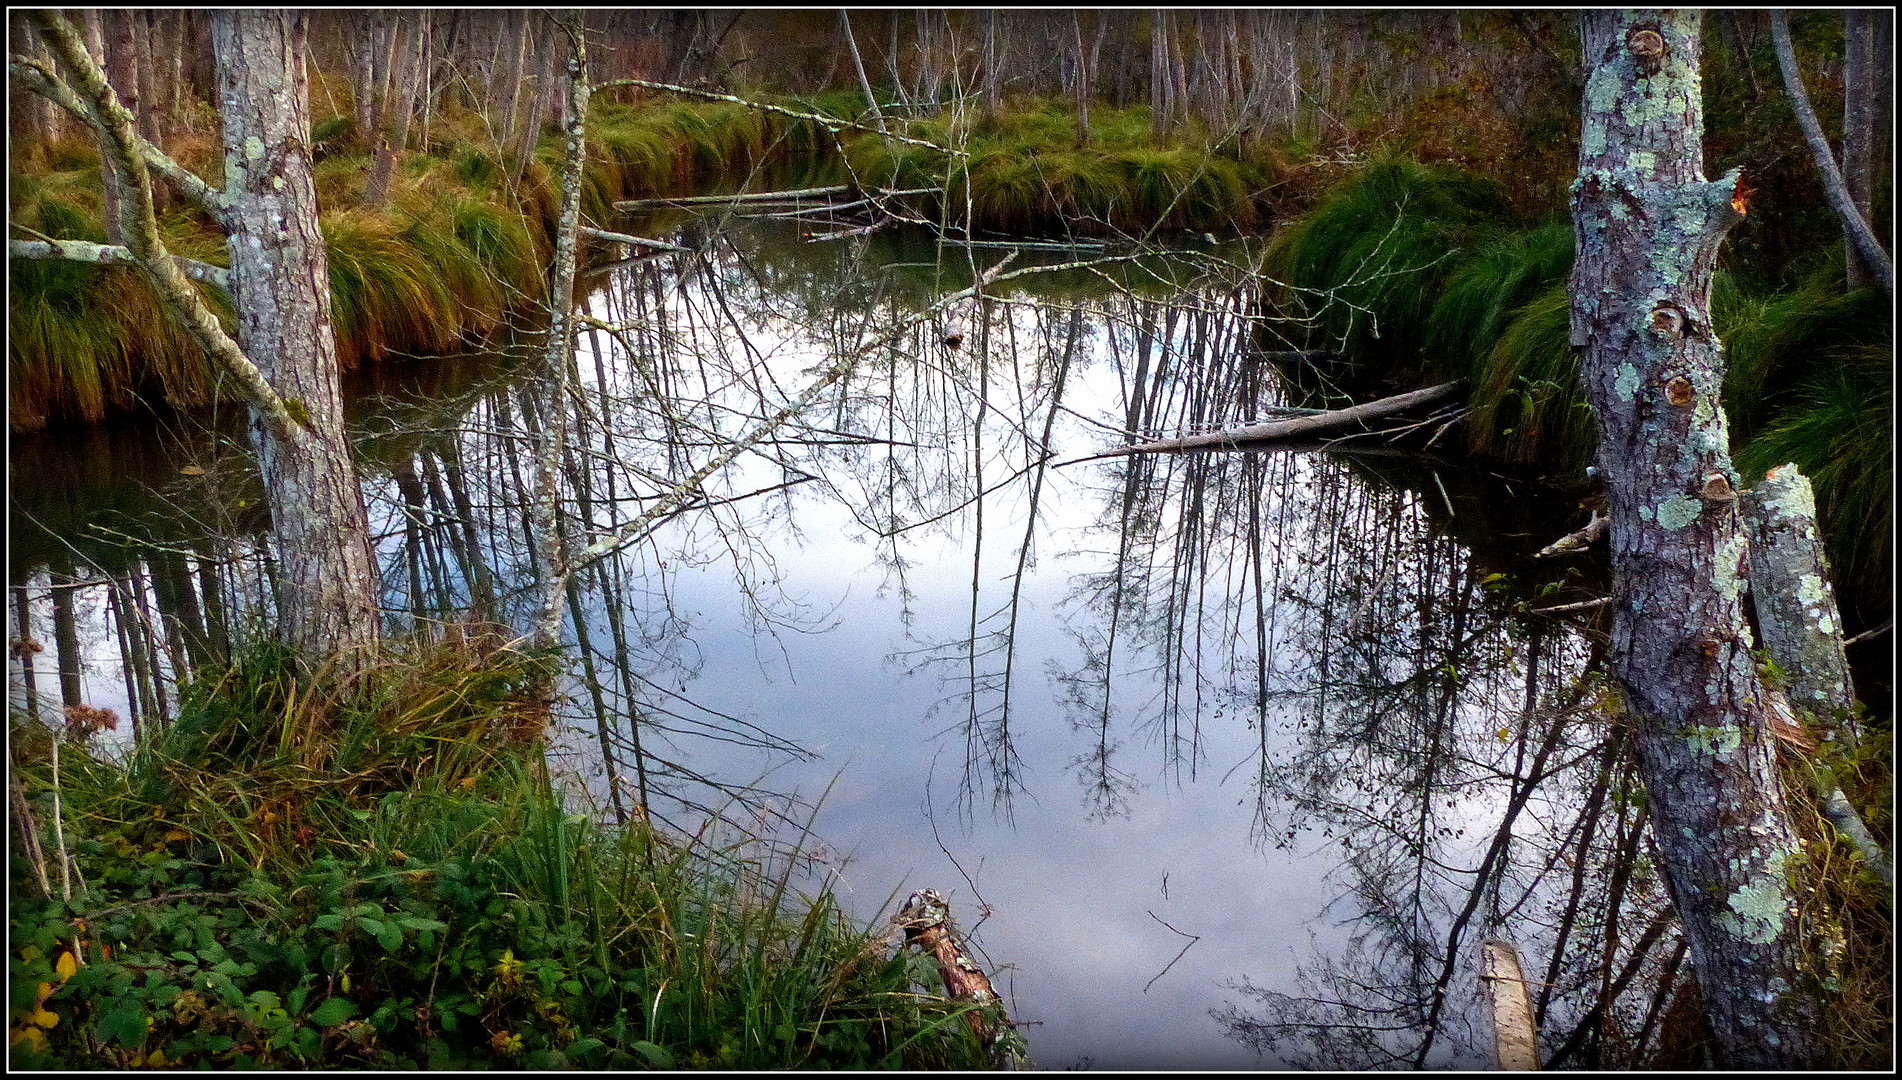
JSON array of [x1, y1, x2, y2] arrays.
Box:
[[1843, 620, 1892, 647], [1142, 911, 1201, 992], [1530, 596, 1611, 615]]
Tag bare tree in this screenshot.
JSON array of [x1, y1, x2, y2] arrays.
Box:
[[1769, 9, 1894, 301]]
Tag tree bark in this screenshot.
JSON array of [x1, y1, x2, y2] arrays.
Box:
[[209, 11, 382, 668], [363, 11, 422, 209], [1569, 11, 1821, 1067]]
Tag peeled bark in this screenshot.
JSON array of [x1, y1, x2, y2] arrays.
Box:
[[1569, 11, 1820, 1067], [895, 889, 1032, 1068], [210, 11, 382, 668]]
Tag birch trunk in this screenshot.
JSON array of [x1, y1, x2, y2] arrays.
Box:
[[530, 18, 589, 653], [1569, 11, 1820, 1067], [210, 11, 382, 668]]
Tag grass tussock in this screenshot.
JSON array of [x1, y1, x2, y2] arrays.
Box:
[[838, 100, 1274, 237], [8, 633, 997, 1070]]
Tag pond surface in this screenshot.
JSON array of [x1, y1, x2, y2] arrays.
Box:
[[11, 213, 1670, 1069]]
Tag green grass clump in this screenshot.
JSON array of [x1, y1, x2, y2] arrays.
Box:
[[1261, 155, 1516, 395], [9, 634, 997, 1070]]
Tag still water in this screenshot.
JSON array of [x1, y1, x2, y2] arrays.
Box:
[[10, 215, 1664, 1069]]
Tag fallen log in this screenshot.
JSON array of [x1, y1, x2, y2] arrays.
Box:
[[1061, 381, 1463, 465], [894, 889, 1032, 1069]]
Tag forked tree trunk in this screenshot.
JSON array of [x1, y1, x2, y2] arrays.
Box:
[[1569, 10, 1820, 1067], [210, 11, 382, 668]]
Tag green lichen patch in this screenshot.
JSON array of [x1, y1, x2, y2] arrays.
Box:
[[1615, 362, 1642, 401], [1719, 875, 1791, 945], [1656, 493, 1702, 530]]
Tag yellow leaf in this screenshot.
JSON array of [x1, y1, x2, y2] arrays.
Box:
[[178, 465, 206, 476], [147, 1049, 167, 1067], [163, 829, 190, 844], [31, 1006, 58, 1029], [55, 951, 76, 983], [11, 1025, 47, 1052]]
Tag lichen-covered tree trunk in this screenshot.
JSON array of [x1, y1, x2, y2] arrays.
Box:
[[1568, 11, 1820, 1067], [209, 11, 381, 667]]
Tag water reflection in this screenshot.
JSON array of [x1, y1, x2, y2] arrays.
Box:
[[10, 214, 1673, 1069]]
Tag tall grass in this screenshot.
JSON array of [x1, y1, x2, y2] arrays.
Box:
[[10, 633, 993, 1069]]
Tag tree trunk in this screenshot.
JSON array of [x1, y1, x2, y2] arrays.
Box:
[[840, 11, 887, 135], [363, 12, 422, 209], [210, 11, 382, 668], [1071, 13, 1092, 145], [982, 11, 1001, 118], [1150, 10, 1170, 136], [511, 16, 554, 184], [1769, 10, 1894, 301], [1842, 10, 1876, 289], [351, 12, 377, 142], [47, 563, 83, 709], [1569, 11, 1820, 1067], [530, 16, 590, 654]]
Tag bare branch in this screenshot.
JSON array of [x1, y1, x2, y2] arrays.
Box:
[[9, 238, 230, 296]]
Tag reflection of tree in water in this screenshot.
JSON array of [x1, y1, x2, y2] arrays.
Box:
[[1013, 288, 1686, 1065]]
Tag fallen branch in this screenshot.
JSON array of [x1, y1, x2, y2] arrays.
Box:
[[614, 184, 852, 209], [894, 889, 1032, 1069], [1061, 382, 1463, 465], [1535, 511, 1607, 558], [577, 225, 691, 253]]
